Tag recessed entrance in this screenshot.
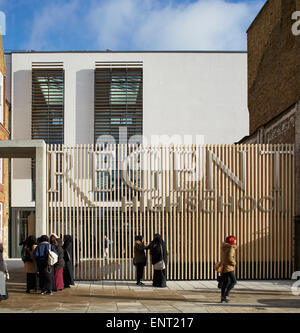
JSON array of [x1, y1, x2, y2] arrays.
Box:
[[10, 208, 35, 257], [0, 140, 47, 258]]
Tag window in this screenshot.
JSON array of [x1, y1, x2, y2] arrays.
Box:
[[32, 69, 64, 144], [32, 67, 64, 201], [94, 66, 143, 144], [0, 72, 4, 124]]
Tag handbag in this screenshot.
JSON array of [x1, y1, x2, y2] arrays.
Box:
[[153, 260, 165, 270], [48, 247, 58, 266], [153, 245, 166, 270], [214, 262, 223, 273]]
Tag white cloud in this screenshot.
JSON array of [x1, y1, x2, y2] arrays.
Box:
[[24, 0, 80, 50], [87, 0, 265, 50], [23, 0, 265, 51]]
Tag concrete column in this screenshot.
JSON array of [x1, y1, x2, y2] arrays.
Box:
[[35, 143, 47, 236], [294, 101, 300, 271]]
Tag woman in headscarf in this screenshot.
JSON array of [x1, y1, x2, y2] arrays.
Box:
[[23, 235, 37, 293], [133, 235, 147, 286], [62, 235, 74, 288], [220, 235, 237, 303], [50, 234, 65, 292], [0, 243, 9, 300], [146, 234, 168, 288], [33, 235, 57, 295]]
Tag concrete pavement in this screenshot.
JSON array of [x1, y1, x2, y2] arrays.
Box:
[[0, 260, 299, 313]]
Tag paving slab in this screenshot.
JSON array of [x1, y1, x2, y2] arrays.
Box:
[[1, 261, 299, 313]]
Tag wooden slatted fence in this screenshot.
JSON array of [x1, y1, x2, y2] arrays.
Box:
[[46, 144, 295, 280]]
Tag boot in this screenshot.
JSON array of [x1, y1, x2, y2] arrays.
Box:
[[221, 296, 229, 303]]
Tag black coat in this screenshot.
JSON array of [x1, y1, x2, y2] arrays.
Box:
[[63, 240, 72, 263], [148, 240, 168, 266], [134, 241, 146, 265], [63, 237, 74, 286]]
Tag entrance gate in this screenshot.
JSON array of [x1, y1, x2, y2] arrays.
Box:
[[46, 144, 295, 280]]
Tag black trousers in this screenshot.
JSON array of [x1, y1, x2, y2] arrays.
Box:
[[221, 271, 237, 298], [135, 263, 145, 283], [26, 273, 37, 291]]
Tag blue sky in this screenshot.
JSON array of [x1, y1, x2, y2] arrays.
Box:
[[0, 0, 265, 52]]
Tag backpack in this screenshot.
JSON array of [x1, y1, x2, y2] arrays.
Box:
[[48, 247, 58, 266], [21, 246, 33, 263]]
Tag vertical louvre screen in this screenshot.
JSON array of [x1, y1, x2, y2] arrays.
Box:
[[32, 68, 64, 144], [94, 67, 143, 144], [47, 144, 295, 281]]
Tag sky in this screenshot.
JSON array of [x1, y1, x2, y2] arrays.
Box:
[[0, 0, 266, 52]]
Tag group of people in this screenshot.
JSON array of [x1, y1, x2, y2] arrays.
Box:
[[133, 233, 238, 303], [133, 233, 168, 288], [22, 234, 75, 295], [0, 233, 237, 302]]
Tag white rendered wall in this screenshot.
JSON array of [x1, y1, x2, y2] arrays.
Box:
[[9, 51, 248, 207]]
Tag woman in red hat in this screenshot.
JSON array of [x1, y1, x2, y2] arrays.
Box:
[[220, 235, 237, 303]]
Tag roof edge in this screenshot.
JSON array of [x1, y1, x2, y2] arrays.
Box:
[[4, 50, 247, 55]]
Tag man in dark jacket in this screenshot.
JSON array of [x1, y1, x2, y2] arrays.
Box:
[[33, 235, 57, 295], [133, 235, 147, 285]]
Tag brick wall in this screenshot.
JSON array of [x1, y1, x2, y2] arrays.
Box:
[[238, 104, 296, 144], [248, 0, 300, 135], [0, 33, 10, 257]]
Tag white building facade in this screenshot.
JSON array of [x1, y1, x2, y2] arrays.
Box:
[[5, 51, 248, 256]]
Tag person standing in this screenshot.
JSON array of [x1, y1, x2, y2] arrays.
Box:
[[104, 235, 110, 260], [23, 235, 38, 293], [147, 234, 168, 288], [62, 235, 75, 288], [0, 243, 9, 300], [220, 235, 237, 303], [133, 235, 147, 285], [50, 234, 65, 292], [74, 236, 81, 267], [33, 235, 57, 295]]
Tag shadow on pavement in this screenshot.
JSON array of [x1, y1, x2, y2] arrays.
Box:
[[257, 299, 300, 309]]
